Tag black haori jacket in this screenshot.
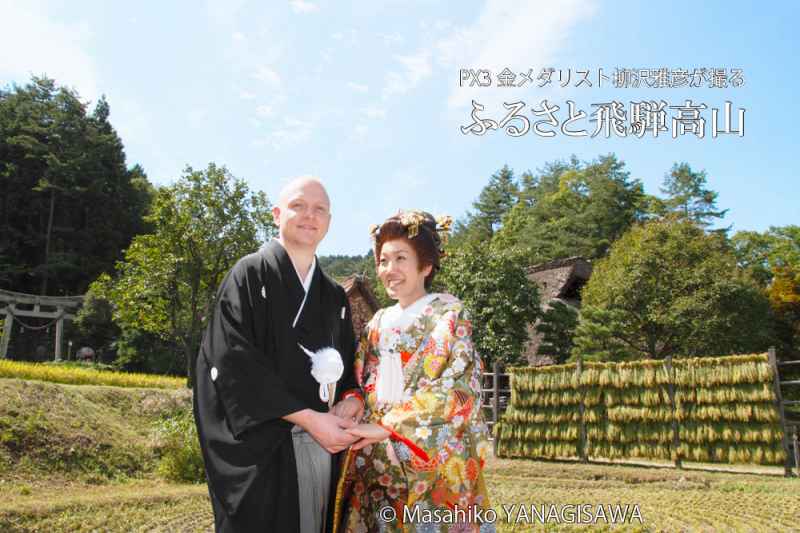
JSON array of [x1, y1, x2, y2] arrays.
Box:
[[193, 240, 357, 532]]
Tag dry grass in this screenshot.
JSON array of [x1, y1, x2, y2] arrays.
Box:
[[0, 480, 212, 532], [1, 457, 798, 532], [485, 457, 799, 532], [2, 375, 797, 531]]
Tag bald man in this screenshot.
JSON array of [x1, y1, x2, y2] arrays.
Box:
[[194, 177, 365, 532]]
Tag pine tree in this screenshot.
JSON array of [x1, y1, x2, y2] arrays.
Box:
[[659, 162, 728, 227], [451, 165, 519, 245]]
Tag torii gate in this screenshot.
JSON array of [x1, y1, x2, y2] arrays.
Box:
[[0, 289, 84, 360]]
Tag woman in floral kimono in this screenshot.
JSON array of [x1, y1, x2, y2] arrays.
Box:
[[332, 210, 494, 533]]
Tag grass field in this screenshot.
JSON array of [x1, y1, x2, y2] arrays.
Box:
[[1, 375, 798, 531], [1, 457, 798, 532]]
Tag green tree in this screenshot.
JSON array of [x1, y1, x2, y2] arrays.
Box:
[[451, 165, 520, 246], [732, 226, 800, 286], [436, 243, 540, 366], [318, 251, 392, 308], [730, 230, 776, 287], [732, 225, 800, 358], [768, 266, 800, 359], [656, 163, 728, 227], [535, 300, 579, 364], [494, 154, 647, 264], [73, 288, 121, 363], [572, 219, 772, 361], [0, 76, 152, 295], [93, 163, 275, 379], [319, 254, 368, 280]]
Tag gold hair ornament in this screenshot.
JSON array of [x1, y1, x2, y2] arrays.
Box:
[[398, 211, 426, 238], [434, 214, 453, 245]]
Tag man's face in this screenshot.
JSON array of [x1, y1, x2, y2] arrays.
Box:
[[273, 181, 331, 250]]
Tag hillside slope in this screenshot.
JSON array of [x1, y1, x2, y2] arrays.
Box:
[[0, 377, 192, 483]]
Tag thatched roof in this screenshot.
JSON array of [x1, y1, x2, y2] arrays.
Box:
[[526, 256, 592, 303], [341, 274, 380, 313]]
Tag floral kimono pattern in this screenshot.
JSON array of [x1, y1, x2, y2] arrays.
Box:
[[336, 293, 494, 533]]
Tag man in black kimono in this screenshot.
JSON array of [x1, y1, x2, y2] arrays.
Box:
[[194, 177, 366, 532]]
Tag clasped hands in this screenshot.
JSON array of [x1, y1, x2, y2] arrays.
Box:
[[308, 397, 390, 454]]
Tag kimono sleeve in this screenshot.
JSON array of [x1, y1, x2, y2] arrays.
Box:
[[353, 310, 384, 392], [199, 259, 306, 439], [380, 305, 483, 461]]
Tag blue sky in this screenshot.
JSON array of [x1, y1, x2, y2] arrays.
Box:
[[1, 0, 797, 255]]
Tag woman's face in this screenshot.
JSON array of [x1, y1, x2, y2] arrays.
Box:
[[378, 238, 432, 307]]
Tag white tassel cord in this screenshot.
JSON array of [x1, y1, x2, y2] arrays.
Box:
[[298, 344, 344, 408]]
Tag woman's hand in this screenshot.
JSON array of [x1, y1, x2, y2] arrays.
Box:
[[331, 397, 364, 421], [346, 423, 391, 450]]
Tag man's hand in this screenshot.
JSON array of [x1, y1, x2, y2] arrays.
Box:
[[331, 396, 364, 421], [292, 410, 359, 454], [346, 423, 391, 451]]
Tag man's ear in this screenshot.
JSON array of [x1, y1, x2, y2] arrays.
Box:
[[272, 205, 281, 225], [422, 263, 433, 277]]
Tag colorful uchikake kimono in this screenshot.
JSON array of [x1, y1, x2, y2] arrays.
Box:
[[334, 293, 494, 533]]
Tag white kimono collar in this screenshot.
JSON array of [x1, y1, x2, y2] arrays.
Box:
[[380, 293, 439, 331]]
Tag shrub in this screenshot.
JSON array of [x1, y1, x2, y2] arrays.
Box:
[[154, 407, 205, 483]]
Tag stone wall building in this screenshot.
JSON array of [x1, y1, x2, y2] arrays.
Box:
[[523, 257, 592, 366]]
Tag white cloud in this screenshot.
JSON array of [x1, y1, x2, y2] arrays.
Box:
[[347, 82, 369, 93], [331, 29, 358, 45], [204, 1, 284, 93], [253, 116, 314, 151], [382, 49, 433, 100], [379, 32, 404, 46], [255, 104, 274, 118], [252, 65, 281, 86], [438, 0, 597, 109], [205, 0, 248, 27], [362, 106, 387, 120], [290, 0, 319, 14], [433, 20, 452, 32], [0, 1, 98, 101]]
